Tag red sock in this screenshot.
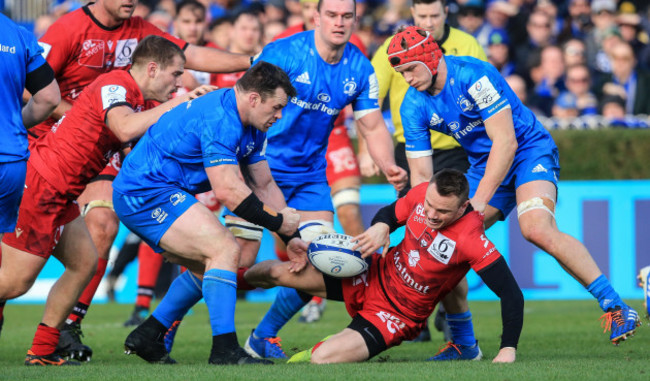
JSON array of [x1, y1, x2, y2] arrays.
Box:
[[275, 247, 289, 262], [67, 257, 108, 324], [311, 296, 323, 304], [236, 267, 256, 290], [135, 243, 163, 309], [30, 323, 60, 356]]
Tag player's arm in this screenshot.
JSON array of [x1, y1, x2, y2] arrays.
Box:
[[470, 109, 517, 213], [476, 256, 524, 363], [355, 109, 407, 191], [206, 163, 300, 238], [22, 62, 60, 128], [407, 155, 433, 188], [183, 44, 251, 73], [105, 85, 214, 142]]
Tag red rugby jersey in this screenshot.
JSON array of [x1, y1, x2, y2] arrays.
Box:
[[29, 70, 145, 198], [379, 183, 502, 322], [33, 5, 186, 138]]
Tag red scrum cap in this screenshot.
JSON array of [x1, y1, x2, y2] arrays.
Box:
[[387, 26, 443, 77]]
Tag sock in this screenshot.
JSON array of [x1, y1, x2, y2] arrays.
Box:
[[587, 274, 624, 311], [152, 271, 203, 328], [66, 257, 108, 324], [254, 287, 310, 338], [30, 323, 60, 356], [275, 247, 289, 262], [135, 244, 164, 309], [203, 268, 237, 336], [236, 267, 256, 291], [447, 311, 476, 346], [212, 331, 239, 353], [311, 296, 323, 304]]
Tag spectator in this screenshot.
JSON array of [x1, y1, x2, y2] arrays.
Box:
[[456, 0, 490, 47], [505, 74, 528, 103], [147, 10, 174, 32], [561, 63, 598, 115], [207, 16, 233, 49], [513, 10, 555, 78], [557, 0, 592, 43], [552, 92, 579, 118], [263, 19, 287, 45], [595, 42, 650, 115], [600, 94, 627, 119], [616, 12, 650, 69], [528, 45, 566, 116], [584, 0, 618, 73], [487, 28, 515, 76], [562, 38, 587, 67]]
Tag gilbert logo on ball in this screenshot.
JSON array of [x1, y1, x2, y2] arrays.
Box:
[[308, 233, 368, 278]]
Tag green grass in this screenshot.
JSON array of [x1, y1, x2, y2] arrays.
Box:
[[1, 300, 648, 380]]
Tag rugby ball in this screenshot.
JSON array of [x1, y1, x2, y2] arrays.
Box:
[[307, 233, 368, 278]]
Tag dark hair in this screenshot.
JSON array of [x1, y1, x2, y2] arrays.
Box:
[[430, 168, 469, 203], [232, 10, 261, 26], [412, 0, 447, 7], [236, 61, 297, 100], [175, 0, 206, 18], [317, 0, 357, 14], [131, 35, 185, 69], [208, 16, 232, 31]]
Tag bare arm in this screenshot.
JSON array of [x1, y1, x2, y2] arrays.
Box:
[[355, 98, 381, 177], [356, 109, 407, 190], [22, 79, 60, 129], [207, 164, 257, 211], [184, 44, 251, 73], [470, 109, 518, 213], [105, 85, 215, 142], [246, 160, 288, 211], [406, 155, 433, 189]]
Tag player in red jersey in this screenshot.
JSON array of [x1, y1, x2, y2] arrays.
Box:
[[268, 0, 368, 323], [245, 169, 524, 364], [211, 11, 263, 88], [1, 36, 214, 366], [24, 0, 250, 361]]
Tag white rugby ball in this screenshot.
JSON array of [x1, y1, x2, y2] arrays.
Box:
[[307, 233, 368, 278]]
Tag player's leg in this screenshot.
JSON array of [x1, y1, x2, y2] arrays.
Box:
[[516, 179, 640, 344], [245, 211, 334, 359], [124, 242, 164, 327]]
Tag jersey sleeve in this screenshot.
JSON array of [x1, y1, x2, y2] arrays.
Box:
[[401, 87, 433, 158], [19, 25, 47, 74], [38, 20, 73, 76], [394, 183, 428, 223], [97, 75, 139, 123], [460, 212, 502, 272], [243, 135, 268, 166], [254, 41, 293, 77], [201, 122, 240, 168], [370, 37, 394, 100], [465, 64, 512, 122], [350, 59, 380, 116]]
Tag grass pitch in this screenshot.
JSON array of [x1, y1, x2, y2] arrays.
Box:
[[1, 299, 648, 380]]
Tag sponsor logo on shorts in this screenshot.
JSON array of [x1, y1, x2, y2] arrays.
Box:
[[427, 233, 455, 265], [376, 311, 406, 334], [15, 227, 23, 238], [151, 208, 168, 223], [170, 192, 186, 206]]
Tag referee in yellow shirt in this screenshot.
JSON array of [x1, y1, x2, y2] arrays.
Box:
[[360, 0, 486, 198]]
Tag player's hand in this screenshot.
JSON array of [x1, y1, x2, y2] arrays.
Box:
[[470, 197, 487, 214], [385, 165, 408, 192], [286, 237, 308, 272], [352, 223, 390, 258], [492, 347, 516, 363], [358, 152, 380, 177], [186, 85, 218, 100], [278, 207, 300, 236]]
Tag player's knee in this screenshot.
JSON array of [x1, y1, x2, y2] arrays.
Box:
[[67, 250, 98, 280], [0, 272, 37, 299], [83, 202, 119, 241]]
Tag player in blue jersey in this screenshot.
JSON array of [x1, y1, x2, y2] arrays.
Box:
[[114, 61, 303, 365], [0, 13, 60, 337], [390, 26, 640, 355], [216, 0, 408, 360]]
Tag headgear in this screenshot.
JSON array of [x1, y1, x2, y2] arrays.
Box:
[[387, 26, 443, 77]]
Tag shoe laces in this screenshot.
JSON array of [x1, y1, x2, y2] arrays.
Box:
[[67, 323, 85, 340], [436, 341, 461, 356], [599, 309, 624, 333], [264, 337, 286, 355]]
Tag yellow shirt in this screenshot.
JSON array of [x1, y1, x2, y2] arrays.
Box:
[[371, 25, 487, 148]]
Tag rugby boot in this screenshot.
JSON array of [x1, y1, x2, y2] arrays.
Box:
[[55, 322, 93, 362]]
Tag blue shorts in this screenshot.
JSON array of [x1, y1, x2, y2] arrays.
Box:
[[467, 146, 560, 220], [113, 188, 198, 253], [0, 161, 27, 233], [223, 179, 333, 219]]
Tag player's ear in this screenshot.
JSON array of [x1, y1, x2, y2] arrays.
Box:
[[146, 61, 159, 78], [249, 92, 260, 107]]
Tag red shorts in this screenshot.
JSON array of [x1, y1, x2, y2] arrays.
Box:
[[325, 125, 360, 184], [195, 190, 221, 213], [2, 162, 80, 258], [340, 257, 426, 348], [95, 151, 122, 180]]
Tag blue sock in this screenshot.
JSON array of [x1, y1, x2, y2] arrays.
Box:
[[587, 274, 623, 311], [447, 311, 476, 347], [152, 271, 203, 328], [203, 268, 237, 336], [254, 287, 308, 338]]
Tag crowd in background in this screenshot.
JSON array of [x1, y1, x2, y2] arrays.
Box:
[[12, 0, 650, 129]]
